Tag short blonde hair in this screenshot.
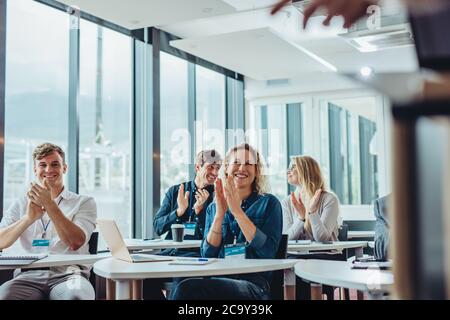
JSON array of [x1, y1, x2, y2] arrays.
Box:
[[223, 143, 268, 194], [32, 143, 66, 164]]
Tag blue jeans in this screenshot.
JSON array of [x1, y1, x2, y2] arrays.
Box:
[[170, 277, 269, 300]]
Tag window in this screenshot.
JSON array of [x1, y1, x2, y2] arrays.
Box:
[[249, 104, 290, 199], [319, 97, 379, 205], [3, 0, 69, 209], [79, 20, 133, 241], [160, 52, 189, 200], [195, 65, 226, 155]]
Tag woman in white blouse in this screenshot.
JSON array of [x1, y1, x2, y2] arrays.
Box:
[[282, 155, 340, 242]]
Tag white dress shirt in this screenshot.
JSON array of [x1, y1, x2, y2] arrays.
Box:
[[0, 187, 97, 255]]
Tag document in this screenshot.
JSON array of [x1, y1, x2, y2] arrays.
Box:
[[288, 240, 312, 245], [169, 258, 216, 265]]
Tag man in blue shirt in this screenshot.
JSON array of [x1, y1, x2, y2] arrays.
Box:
[[154, 149, 222, 255], [143, 149, 222, 299], [170, 143, 282, 300]]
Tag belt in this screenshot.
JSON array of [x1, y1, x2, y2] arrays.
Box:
[[21, 267, 50, 271]]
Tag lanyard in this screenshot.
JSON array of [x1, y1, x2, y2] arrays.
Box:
[[40, 197, 63, 239], [188, 184, 195, 222]]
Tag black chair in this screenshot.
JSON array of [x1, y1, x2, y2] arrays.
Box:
[[269, 234, 288, 300], [88, 231, 99, 255], [87, 232, 99, 298], [338, 224, 349, 241]]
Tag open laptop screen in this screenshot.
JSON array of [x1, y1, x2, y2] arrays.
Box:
[[410, 2, 450, 70]]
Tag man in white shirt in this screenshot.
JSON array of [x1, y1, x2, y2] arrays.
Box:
[[0, 143, 97, 300]]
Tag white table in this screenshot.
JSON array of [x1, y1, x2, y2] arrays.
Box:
[[287, 241, 368, 257], [94, 257, 298, 300], [347, 231, 375, 239], [0, 253, 111, 271], [123, 239, 201, 251], [294, 259, 393, 299]]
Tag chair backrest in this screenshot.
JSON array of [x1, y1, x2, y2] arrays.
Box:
[[338, 224, 349, 241], [88, 231, 99, 255], [270, 234, 288, 300], [275, 234, 288, 259]]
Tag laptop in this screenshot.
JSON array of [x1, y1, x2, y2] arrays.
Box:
[[97, 219, 172, 263]]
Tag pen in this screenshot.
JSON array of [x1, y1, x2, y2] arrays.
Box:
[[177, 258, 208, 261]]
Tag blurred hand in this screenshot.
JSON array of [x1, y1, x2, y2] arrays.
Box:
[[176, 184, 190, 217], [309, 189, 323, 213], [271, 0, 377, 29], [290, 192, 306, 220], [193, 188, 210, 214]]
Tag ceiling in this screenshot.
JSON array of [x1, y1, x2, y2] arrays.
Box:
[[57, 0, 419, 82]]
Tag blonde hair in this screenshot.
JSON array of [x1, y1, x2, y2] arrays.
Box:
[[223, 143, 268, 194], [291, 155, 326, 235]]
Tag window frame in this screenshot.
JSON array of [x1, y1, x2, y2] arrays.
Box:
[[246, 89, 389, 221]]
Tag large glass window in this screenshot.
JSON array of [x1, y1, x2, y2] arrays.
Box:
[[320, 97, 379, 205], [160, 52, 189, 200], [195, 65, 226, 155], [249, 104, 290, 199], [3, 0, 69, 209], [79, 20, 133, 242]]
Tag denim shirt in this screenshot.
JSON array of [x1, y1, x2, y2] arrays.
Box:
[[153, 180, 214, 240], [201, 192, 282, 289]]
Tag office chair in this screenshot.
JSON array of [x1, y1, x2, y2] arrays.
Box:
[[87, 232, 99, 298], [338, 224, 349, 242], [269, 234, 288, 300]]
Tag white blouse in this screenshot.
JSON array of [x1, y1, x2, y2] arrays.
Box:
[[281, 191, 340, 242]]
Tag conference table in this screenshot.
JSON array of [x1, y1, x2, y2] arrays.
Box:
[[287, 240, 368, 257], [294, 259, 393, 300], [123, 239, 201, 252], [94, 257, 298, 300], [0, 253, 111, 271]]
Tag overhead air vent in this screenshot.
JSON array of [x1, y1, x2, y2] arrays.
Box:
[[339, 3, 414, 52], [341, 23, 413, 52]]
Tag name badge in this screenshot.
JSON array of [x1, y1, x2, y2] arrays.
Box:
[[32, 239, 50, 247], [32, 239, 50, 253], [184, 222, 197, 237], [224, 243, 246, 259]]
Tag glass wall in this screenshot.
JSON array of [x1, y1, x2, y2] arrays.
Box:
[[248, 95, 381, 210], [79, 20, 133, 240], [249, 104, 292, 199], [320, 97, 379, 205], [195, 65, 226, 156], [1, 0, 244, 240], [160, 52, 189, 200], [3, 0, 69, 209]]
